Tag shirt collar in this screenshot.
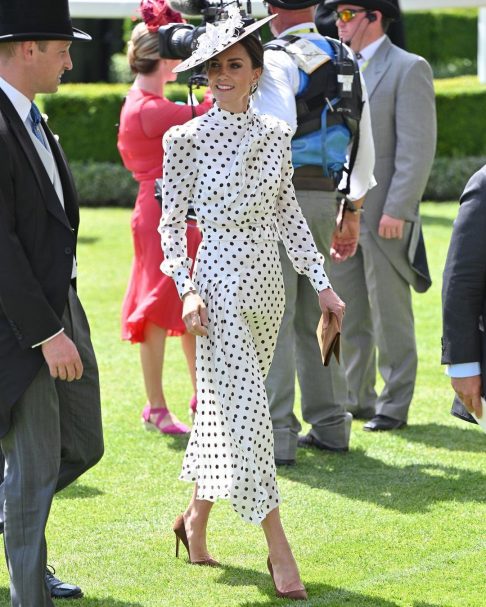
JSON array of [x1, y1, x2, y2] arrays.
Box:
[[210, 103, 254, 127], [358, 35, 387, 64], [0, 76, 32, 123], [279, 22, 318, 38]]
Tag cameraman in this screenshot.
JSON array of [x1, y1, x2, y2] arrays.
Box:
[[253, 0, 375, 464]]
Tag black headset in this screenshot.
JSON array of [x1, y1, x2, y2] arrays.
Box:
[[366, 12, 377, 22]]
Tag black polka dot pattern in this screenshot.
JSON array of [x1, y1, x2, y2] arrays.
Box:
[[159, 104, 330, 524]]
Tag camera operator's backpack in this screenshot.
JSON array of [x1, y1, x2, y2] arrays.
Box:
[[264, 35, 363, 196]]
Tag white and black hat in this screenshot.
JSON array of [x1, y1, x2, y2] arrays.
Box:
[[0, 0, 91, 42], [173, 6, 275, 73]]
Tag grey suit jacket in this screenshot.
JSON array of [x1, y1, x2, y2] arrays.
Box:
[[362, 36, 436, 292]]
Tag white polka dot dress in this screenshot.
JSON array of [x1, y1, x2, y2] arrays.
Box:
[[159, 104, 330, 524]]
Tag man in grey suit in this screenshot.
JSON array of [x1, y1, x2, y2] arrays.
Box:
[[442, 167, 486, 425], [323, 0, 436, 430], [0, 1, 104, 604], [253, 0, 375, 464]]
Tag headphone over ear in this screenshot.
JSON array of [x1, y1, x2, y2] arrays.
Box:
[[366, 12, 377, 22]]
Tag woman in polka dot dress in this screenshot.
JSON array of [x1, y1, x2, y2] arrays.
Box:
[[159, 10, 345, 601]]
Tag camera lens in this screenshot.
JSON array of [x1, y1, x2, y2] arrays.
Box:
[[158, 23, 196, 59]]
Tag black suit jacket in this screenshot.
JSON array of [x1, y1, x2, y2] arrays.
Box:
[[441, 166, 486, 423], [0, 88, 79, 436]]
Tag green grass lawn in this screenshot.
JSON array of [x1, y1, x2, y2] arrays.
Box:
[[1, 202, 484, 606]]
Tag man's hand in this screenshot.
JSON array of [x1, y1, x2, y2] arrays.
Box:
[[331, 209, 360, 263], [318, 288, 346, 331], [378, 214, 405, 239], [451, 375, 483, 418], [41, 332, 83, 381], [182, 291, 208, 337]]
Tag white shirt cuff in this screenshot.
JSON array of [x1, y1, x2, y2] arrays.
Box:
[[446, 362, 481, 378], [32, 328, 64, 348]]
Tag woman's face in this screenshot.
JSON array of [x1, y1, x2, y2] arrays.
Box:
[[206, 42, 262, 113], [160, 58, 181, 83]]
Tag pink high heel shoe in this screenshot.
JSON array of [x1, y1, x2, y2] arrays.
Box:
[[188, 395, 197, 422], [141, 405, 190, 435]]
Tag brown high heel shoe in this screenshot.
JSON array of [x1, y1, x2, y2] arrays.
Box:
[[173, 514, 219, 567], [267, 557, 308, 601]]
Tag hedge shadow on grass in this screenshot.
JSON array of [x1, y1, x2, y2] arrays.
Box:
[[56, 482, 104, 500], [277, 448, 486, 513], [213, 564, 447, 606], [393, 422, 486, 452]]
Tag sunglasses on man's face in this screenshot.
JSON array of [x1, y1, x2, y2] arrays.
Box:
[[334, 8, 369, 22]]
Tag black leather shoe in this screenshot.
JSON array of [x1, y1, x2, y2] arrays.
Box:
[[363, 415, 406, 432], [297, 433, 348, 452], [275, 458, 295, 467], [45, 566, 83, 600], [350, 410, 375, 421]]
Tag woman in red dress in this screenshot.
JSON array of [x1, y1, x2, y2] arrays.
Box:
[[118, 1, 212, 434]]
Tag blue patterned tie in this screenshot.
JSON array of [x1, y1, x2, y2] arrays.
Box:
[[30, 102, 46, 147]]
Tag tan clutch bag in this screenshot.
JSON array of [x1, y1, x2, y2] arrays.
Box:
[[317, 313, 341, 367]]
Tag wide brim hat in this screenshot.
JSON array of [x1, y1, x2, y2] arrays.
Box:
[[173, 9, 276, 73], [266, 0, 320, 8], [322, 0, 400, 19], [0, 0, 91, 42]]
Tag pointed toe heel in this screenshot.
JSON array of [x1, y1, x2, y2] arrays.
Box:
[[267, 557, 308, 601], [173, 514, 219, 567]]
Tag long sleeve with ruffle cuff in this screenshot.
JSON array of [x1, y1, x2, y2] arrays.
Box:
[[159, 127, 197, 299], [275, 127, 331, 294]]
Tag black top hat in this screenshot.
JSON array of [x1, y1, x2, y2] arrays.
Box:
[[323, 0, 399, 19], [266, 0, 320, 9], [0, 0, 91, 42]]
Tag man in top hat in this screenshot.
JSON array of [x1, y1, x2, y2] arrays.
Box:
[[0, 1, 104, 604], [314, 0, 406, 50], [323, 0, 436, 430], [253, 0, 375, 464]]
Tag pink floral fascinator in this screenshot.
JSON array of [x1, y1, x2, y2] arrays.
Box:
[[138, 0, 185, 31]]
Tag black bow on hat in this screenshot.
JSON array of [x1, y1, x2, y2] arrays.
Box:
[[0, 0, 91, 42], [266, 0, 320, 8]]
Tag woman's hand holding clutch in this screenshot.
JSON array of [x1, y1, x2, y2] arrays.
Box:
[[182, 291, 209, 336], [318, 288, 345, 332], [316, 288, 345, 366]]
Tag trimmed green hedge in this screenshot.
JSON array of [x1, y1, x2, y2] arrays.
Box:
[[434, 76, 486, 157], [41, 76, 486, 164], [405, 9, 477, 68], [71, 155, 485, 205], [40, 83, 204, 164]]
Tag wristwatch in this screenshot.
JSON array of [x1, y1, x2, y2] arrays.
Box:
[[342, 197, 364, 214]]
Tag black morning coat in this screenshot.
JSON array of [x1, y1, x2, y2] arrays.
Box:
[[441, 166, 486, 425], [0, 88, 79, 437]]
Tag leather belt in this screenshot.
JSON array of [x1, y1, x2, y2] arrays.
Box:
[[292, 166, 337, 192]]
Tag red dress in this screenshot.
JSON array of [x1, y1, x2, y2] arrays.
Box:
[[118, 87, 211, 342]]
